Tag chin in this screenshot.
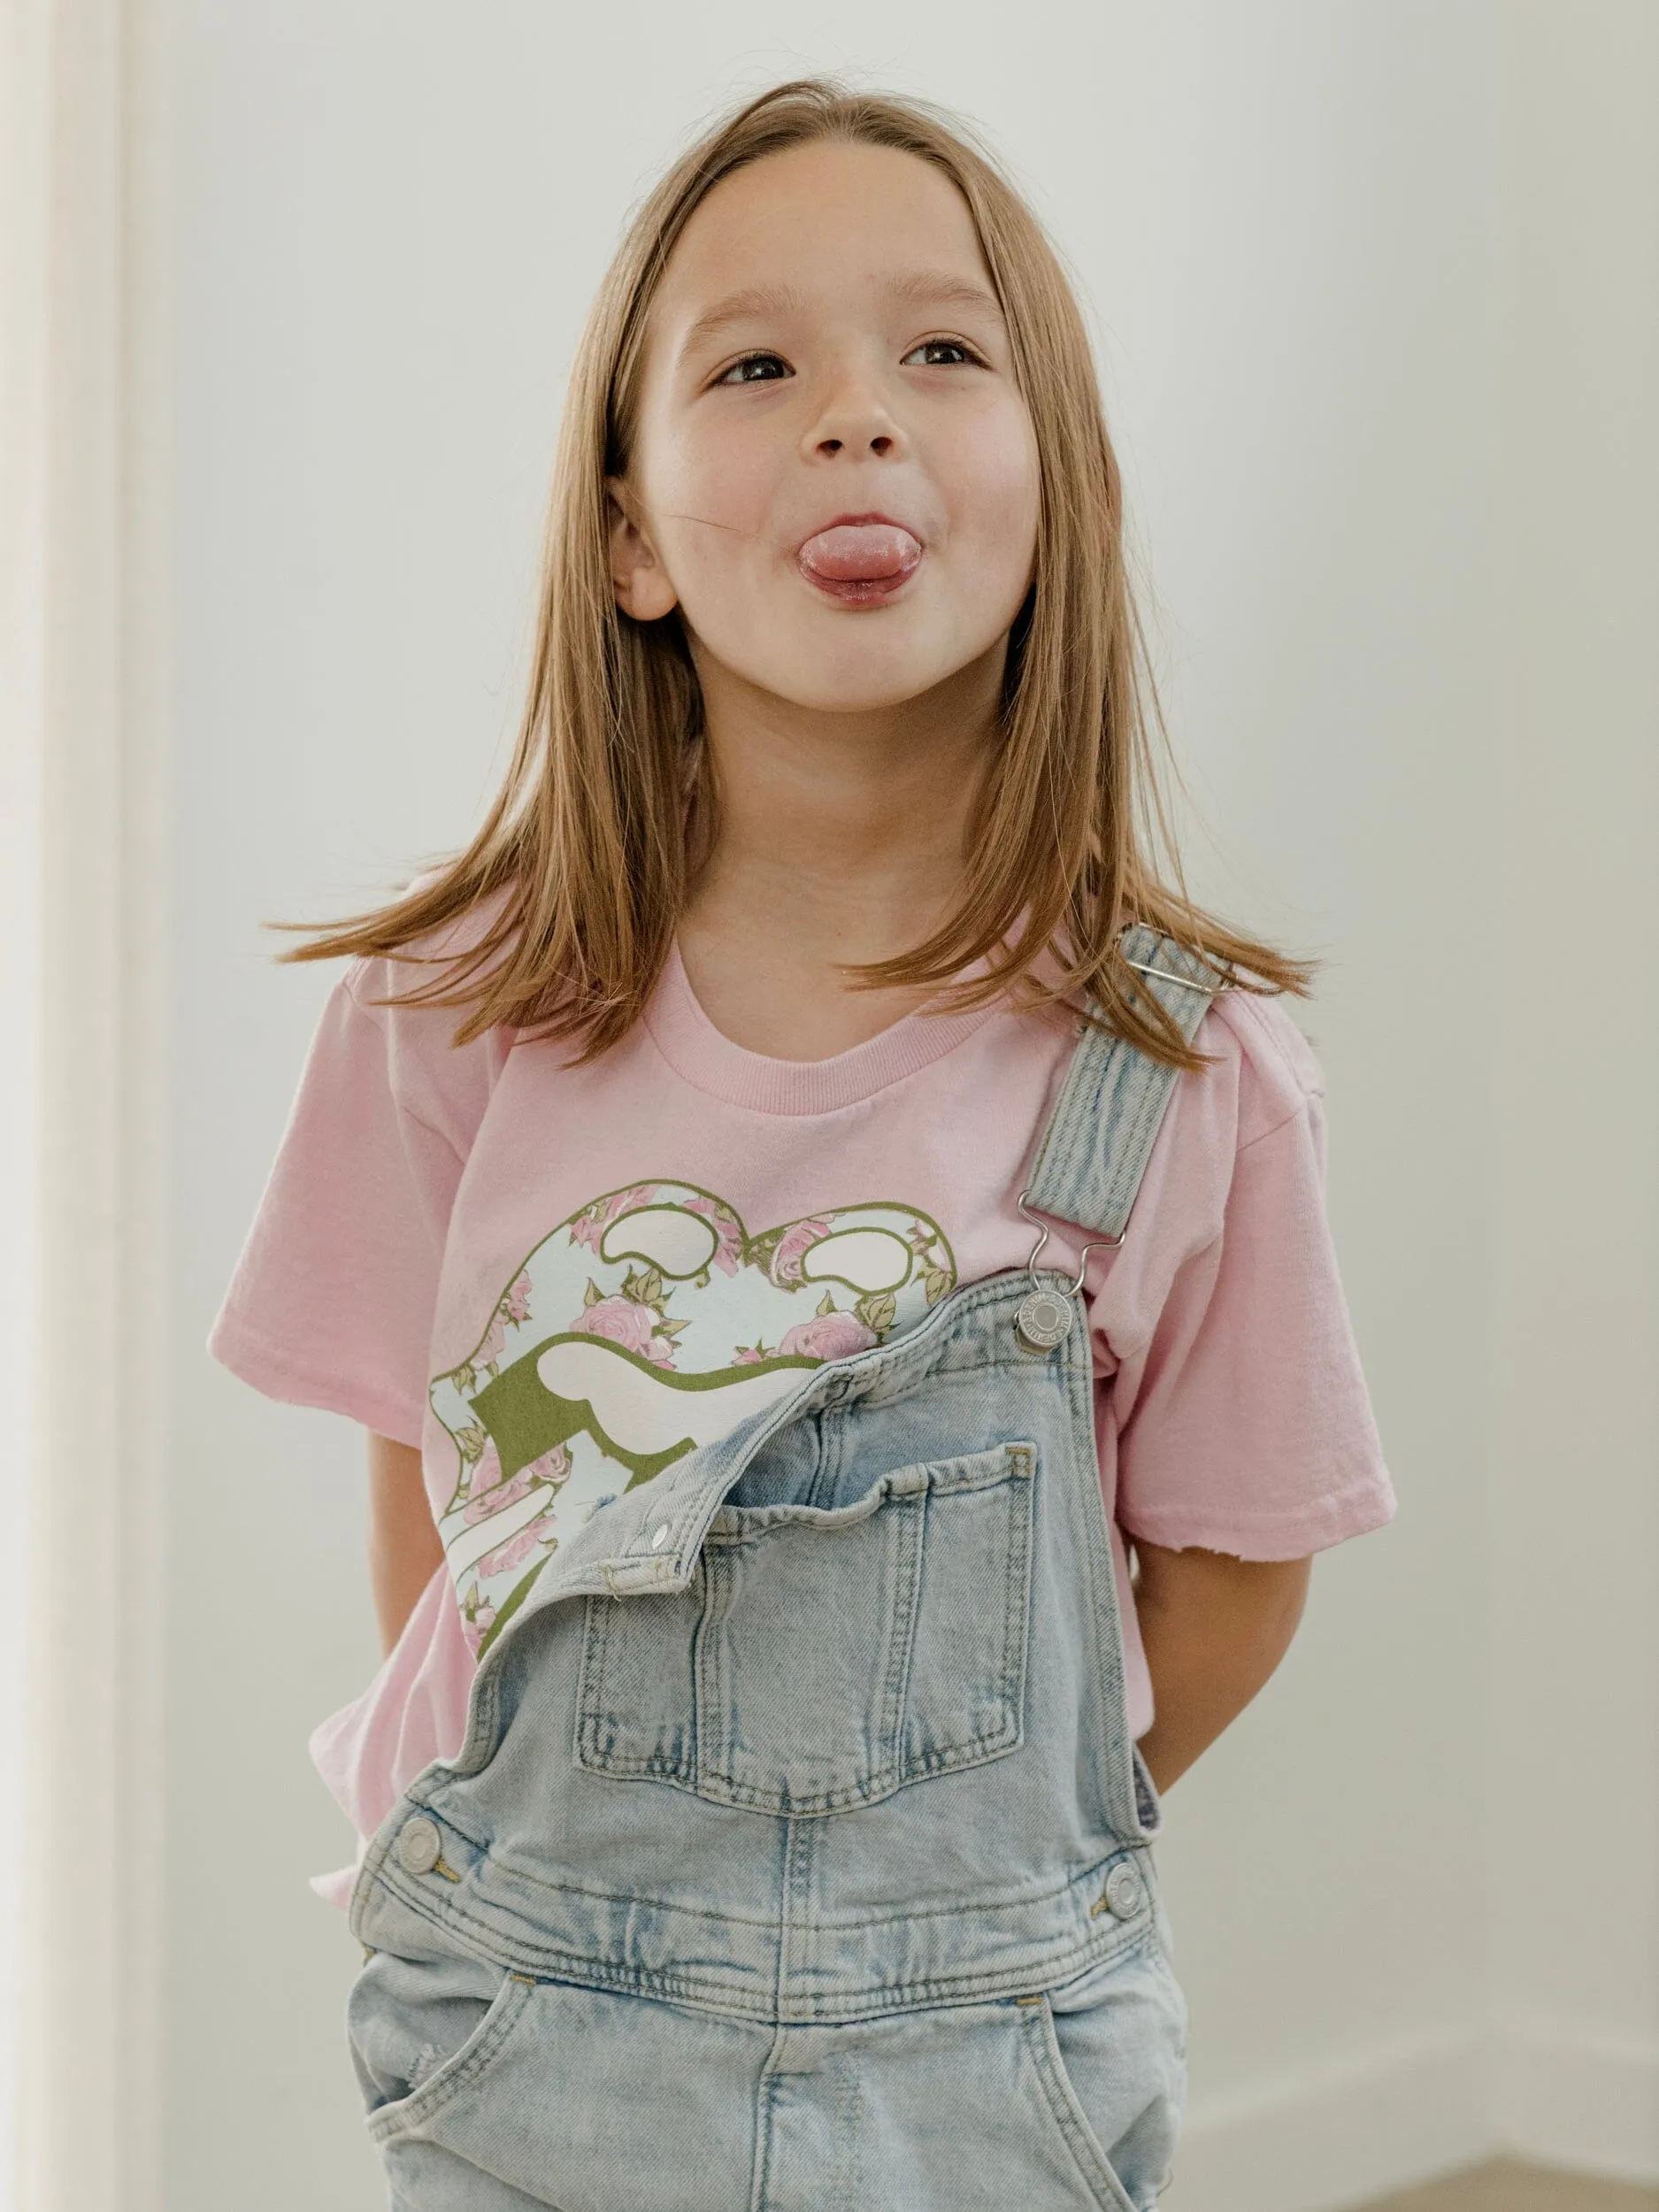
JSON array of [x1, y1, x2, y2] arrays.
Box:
[[741, 627, 984, 714], [690, 608, 1003, 717], [761, 667, 956, 714]]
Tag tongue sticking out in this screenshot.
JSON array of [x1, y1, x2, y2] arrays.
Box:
[[797, 522, 923, 587]]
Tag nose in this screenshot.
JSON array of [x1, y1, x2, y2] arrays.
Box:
[[815, 424, 895, 457], [803, 364, 905, 462]]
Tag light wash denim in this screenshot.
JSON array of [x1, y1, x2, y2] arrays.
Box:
[[346, 929, 1225, 2209]]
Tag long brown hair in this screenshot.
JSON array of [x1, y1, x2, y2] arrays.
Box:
[[270, 77, 1314, 1066]]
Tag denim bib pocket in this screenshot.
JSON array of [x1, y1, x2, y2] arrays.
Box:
[[574, 1440, 1037, 1814]]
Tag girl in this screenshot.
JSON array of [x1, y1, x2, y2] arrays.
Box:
[[210, 78, 1394, 2210]]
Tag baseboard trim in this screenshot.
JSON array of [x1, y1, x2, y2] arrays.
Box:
[[1495, 2019, 1659, 2184], [1158, 2021, 1659, 2210], [1161, 2028, 1494, 2212]]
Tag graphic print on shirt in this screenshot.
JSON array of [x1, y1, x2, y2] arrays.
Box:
[[429, 1181, 956, 1658]]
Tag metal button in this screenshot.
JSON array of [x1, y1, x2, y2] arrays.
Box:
[[1015, 1287, 1071, 1353], [1103, 1862, 1143, 1919], [650, 1524, 670, 1549], [396, 1815, 442, 1877]]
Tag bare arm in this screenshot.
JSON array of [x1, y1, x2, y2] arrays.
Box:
[[366, 1431, 443, 1658], [1129, 1540, 1312, 1796]]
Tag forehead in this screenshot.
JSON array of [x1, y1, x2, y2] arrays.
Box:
[[650, 140, 997, 335]]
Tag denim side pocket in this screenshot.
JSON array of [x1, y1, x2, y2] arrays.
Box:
[[1021, 1937, 1188, 2209], [347, 1944, 536, 2147]]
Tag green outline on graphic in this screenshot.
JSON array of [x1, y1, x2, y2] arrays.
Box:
[[470, 1333, 821, 1489], [427, 1177, 960, 1629], [430, 1179, 958, 1399], [597, 1203, 724, 1280]]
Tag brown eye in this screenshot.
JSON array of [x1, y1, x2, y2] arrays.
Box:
[[718, 353, 791, 385], [902, 339, 979, 367]]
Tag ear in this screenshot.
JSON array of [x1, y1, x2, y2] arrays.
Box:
[[607, 479, 679, 622]]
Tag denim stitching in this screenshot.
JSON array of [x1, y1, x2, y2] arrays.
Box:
[[1020, 1996, 1138, 2211], [364, 1974, 534, 2146], [582, 1445, 1037, 1816]]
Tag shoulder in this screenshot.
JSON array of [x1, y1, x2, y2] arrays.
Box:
[[1132, 984, 1325, 1235], [1188, 985, 1324, 1153], [342, 872, 518, 1031], [336, 872, 521, 1148], [1087, 983, 1327, 1359]]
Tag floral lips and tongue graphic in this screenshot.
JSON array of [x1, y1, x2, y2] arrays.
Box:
[[429, 1182, 956, 1657]]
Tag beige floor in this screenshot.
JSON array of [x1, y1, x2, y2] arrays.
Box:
[[1353, 2158, 1659, 2211]]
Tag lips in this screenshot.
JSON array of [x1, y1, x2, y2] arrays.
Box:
[[795, 515, 923, 604]]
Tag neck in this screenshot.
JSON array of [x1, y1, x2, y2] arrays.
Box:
[[672, 638, 1008, 1059], [686, 641, 1005, 963]]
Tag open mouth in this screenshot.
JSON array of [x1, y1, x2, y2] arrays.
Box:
[[795, 515, 924, 605]]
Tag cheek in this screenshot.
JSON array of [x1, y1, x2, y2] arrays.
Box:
[[640, 419, 776, 572], [947, 407, 1041, 591]]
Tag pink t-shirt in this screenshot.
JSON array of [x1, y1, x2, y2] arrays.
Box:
[[209, 912, 1394, 1908]]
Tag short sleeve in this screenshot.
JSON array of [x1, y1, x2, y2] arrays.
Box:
[[1112, 1094, 1396, 1559], [207, 965, 469, 1448]]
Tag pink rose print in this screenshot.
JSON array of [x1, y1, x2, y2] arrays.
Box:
[[524, 1441, 572, 1487], [777, 1312, 878, 1362], [503, 1271, 533, 1325], [732, 1346, 767, 1366], [684, 1194, 743, 1277], [571, 1294, 677, 1369], [462, 1438, 503, 1503], [463, 1463, 529, 1524], [474, 1309, 508, 1370], [475, 1516, 557, 1581], [768, 1217, 831, 1287], [463, 1441, 572, 1525], [570, 1184, 658, 1255]]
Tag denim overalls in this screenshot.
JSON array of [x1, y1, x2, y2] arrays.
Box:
[[347, 927, 1225, 2212]]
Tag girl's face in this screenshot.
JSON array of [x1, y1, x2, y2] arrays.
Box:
[[611, 141, 1041, 718]]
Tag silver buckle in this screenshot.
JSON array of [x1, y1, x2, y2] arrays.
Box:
[[1011, 1193, 1120, 1353], [1123, 954, 1233, 994]]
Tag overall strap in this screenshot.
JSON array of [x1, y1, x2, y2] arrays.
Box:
[[1021, 925, 1231, 1243]]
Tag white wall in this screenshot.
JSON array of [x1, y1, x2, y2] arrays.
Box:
[[1486, 0, 1659, 2176], [161, 4, 1658, 2208], [1102, 9, 1503, 2202]]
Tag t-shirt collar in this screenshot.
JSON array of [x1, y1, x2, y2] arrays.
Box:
[[642, 937, 1004, 1115]]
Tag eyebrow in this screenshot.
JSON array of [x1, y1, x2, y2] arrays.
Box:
[[887, 270, 1004, 320], [676, 269, 1005, 365], [677, 283, 810, 364]]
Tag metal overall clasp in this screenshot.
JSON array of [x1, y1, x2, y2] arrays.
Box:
[[1012, 1196, 1120, 1355], [1010, 951, 1228, 1355]]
